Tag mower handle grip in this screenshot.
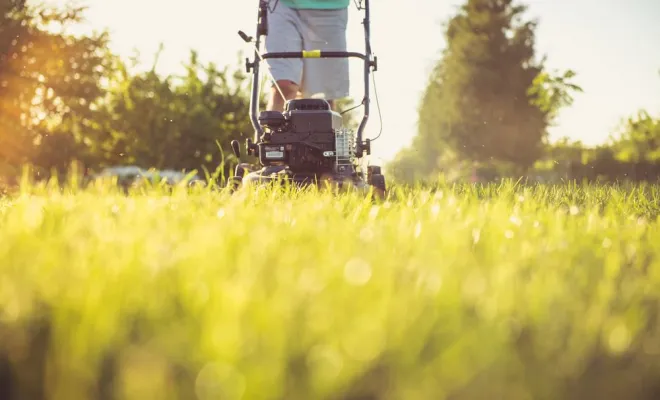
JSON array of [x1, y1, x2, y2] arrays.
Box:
[[261, 51, 368, 60]]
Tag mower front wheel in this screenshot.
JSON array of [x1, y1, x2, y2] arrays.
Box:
[[227, 176, 243, 192], [236, 163, 255, 177], [226, 163, 249, 193]]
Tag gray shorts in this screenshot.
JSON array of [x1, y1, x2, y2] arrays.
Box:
[[265, 2, 349, 100]]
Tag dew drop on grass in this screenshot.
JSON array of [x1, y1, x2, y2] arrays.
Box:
[[216, 208, 225, 219], [509, 215, 522, 226], [463, 271, 486, 298], [369, 206, 379, 220], [414, 222, 422, 238], [431, 203, 440, 218], [472, 228, 481, 244], [298, 268, 324, 293], [24, 200, 44, 229], [424, 272, 442, 294], [344, 258, 372, 286], [504, 230, 514, 239], [360, 227, 374, 242], [570, 205, 579, 215]]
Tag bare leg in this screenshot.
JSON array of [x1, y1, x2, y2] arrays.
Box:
[[267, 80, 299, 112], [268, 80, 339, 113]]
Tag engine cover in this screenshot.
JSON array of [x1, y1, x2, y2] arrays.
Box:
[[259, 142, 335, 173], [256, 99, 349, 174]]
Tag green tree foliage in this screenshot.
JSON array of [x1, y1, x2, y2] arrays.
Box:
[[0, 0, 264, 182], [534, 115, 660, 183], [565, 108, 660, 182], [544, 137, 586, 164], [88, 49, 257, 177], [528, 69, 583, 128], [387, 62, 467, 183], [610, 109, 660, 163], [334, 97, 361, 132], [389, 0, 581, 182], [0, 0, 112, 175]]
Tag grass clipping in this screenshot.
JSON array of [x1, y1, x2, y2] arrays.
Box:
[[0, 178, 659, 400]]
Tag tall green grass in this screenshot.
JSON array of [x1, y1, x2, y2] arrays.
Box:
[[0, 179, 659, 399]]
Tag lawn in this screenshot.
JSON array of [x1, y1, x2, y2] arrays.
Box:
[[0, 178, 659, 399]]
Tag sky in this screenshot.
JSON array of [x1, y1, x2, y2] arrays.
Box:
[[41, 0, 660, 163]]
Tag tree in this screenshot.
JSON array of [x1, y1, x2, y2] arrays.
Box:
[[610, 109, 660, 163], [1, 1, 262, 183], [0, 0, 113, 176], [88, 49, 260, 178], [389, 0, 581, 181]]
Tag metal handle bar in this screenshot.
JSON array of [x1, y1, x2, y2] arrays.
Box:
[[261, 51, 368, 60]]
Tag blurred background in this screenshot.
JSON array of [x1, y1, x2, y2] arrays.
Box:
[[1, 0, 659, 187]]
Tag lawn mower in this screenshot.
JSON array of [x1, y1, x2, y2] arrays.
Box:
[[228, 0, 386, 197]]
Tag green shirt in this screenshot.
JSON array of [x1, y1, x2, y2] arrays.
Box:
[[279, 0, 350, 9]]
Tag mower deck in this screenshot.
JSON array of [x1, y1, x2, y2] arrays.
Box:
[[229, 163, 385, 198]]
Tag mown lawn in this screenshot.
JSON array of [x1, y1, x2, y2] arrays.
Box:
[[0, 179, 659, 399]]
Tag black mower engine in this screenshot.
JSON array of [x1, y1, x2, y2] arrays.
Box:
[[256, 98, 354, 175]]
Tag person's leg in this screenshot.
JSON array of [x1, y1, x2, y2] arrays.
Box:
[[265, 3, 304, 112], [298, 8, 350, 110], [267, 79, 298, 112]]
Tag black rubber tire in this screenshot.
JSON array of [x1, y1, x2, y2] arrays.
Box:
[[235, 164, 247, 178], [228, 176, 243, 193], [370, 173, 386, 199], [368, 165, 382, 177]]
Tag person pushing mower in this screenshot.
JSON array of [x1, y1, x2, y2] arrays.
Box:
[[229, 0, 384, 195], [264, 0, 350, 112]]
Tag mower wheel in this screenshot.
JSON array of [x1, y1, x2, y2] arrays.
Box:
[[235, 163, 250, 177], [228, 175, 242, 192], [370, 173, 386, 198], [368, 165, 382, 176]]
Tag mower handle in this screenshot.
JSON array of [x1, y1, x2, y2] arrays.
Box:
[[261, 51, 368, 60], [246, 0, 374, 157]]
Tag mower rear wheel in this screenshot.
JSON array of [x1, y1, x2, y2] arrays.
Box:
[[368, 165, 382, 176], [370, 173, 386, 198]]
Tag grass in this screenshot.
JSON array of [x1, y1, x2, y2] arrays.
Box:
[[0, 177, 659, 399]]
